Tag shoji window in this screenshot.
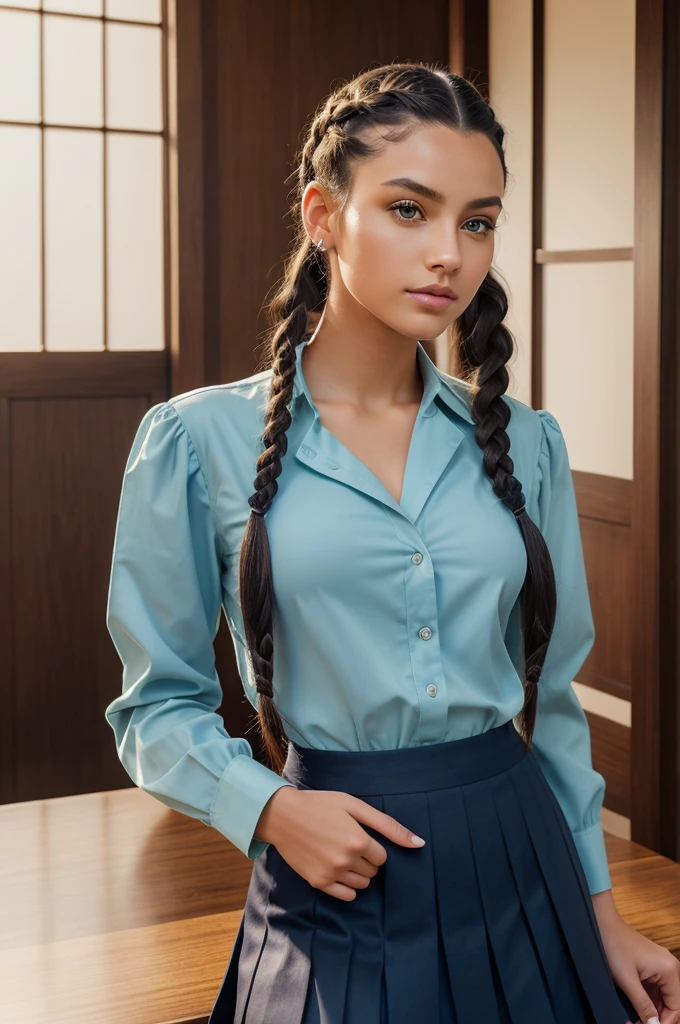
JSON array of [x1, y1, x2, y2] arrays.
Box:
[[0, 0, 166, 352]]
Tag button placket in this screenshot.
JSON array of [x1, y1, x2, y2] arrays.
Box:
[[399, 529, 447, 742]]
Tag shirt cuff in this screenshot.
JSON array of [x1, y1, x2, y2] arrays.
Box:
[[572, 819, 612, 895], [209, 753, 295, 859]]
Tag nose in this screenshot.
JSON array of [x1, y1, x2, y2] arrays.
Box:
[[426, 230, 463, 274]]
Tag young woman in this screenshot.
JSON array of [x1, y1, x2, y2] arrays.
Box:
[[105, 62, 680, 1024]]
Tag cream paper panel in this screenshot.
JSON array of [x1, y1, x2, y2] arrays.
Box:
[[43, 14, 103, 127], [0, 9, 40, 122], [45, 128, 104, 351], [542, 261, 633, 479], [543, 0, 635, 251], [107, 133, 165, 351], [0, 125, 42, 351]]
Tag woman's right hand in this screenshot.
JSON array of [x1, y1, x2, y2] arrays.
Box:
[[253, 786, 426, 902]]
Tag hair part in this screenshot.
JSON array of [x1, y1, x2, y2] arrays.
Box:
[[238, 61, 557, 774]]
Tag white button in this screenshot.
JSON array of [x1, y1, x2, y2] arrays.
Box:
[[418, 626, 432, 640], [426, 683, 437, 697], [411, 552, 423, 564]]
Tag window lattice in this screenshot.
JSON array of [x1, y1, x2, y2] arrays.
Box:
[[0, 0, 166, 352]]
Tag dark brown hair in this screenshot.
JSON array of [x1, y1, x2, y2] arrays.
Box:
[[239, 61, 557, 774]]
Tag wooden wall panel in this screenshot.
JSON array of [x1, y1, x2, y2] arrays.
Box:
[[637, 0, 680, 866], [573, 469, 632, 528], [0, 398, 13, 802], [573, 470, 633, 824], [579, 515, 633, 701], [0, 349, 167, 804], [8, 396, 153, 801], [587, 711, 631, 819], [169, 0, 222, 396]]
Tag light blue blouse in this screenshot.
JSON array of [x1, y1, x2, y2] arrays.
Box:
[[105, 337, 611, 895]]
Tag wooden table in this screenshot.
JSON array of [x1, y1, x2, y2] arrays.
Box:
[[1, 787, 679, 1024]]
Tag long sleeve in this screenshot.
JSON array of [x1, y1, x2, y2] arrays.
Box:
[[518, 408, 611, 895], [105, 401, 293, 859]]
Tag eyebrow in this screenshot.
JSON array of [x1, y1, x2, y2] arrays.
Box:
[[379, 177, 503, 211]]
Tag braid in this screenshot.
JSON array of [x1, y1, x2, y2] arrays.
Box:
[[457, 272, 558, 750], [238, 242, 326, 773]]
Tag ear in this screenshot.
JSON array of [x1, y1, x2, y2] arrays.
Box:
[[302, 180, 334, 249]]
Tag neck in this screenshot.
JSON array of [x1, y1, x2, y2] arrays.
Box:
[[301, 307, 424, 412]]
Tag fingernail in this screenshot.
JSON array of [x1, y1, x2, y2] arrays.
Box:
[[411, 834, 426, 846], [646, 1017, 660, 1024]]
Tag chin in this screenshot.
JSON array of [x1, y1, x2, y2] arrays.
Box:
[[418, 326, 449, 342], [371, 304, 448, 342], [406, 318, 452, 343]]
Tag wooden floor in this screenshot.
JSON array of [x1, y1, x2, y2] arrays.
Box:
[[1, 786, 679, 1024]]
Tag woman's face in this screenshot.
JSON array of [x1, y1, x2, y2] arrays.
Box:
[[303, 123, 506, 342]]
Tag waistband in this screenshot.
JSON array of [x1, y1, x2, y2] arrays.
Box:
[[281, 718, 528, 796]]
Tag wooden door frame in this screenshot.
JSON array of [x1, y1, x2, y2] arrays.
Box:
[[168, 0, 222, 397], [632, 0, 680, 863]]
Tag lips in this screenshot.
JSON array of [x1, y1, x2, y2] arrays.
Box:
[[410, 286, 457, 299], [406, 287, 457, 310]]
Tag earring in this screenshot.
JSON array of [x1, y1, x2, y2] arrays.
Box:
[[315, 238, 326, 252]]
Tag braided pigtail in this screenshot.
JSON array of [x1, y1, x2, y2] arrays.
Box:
[[457, 271, 557, 750], [238, 139, 328, 772]]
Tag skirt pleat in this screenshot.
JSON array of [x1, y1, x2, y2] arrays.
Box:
[[510, 754, 637, 1024], [331, 796, 386, 1024], [207, 720, 638, 1024], [525, 751, 608, 941], [382, 792, 441, 1023], [428, 784, 507, 1022], [301, 871, 354, 1024], [526, 754, 639, 1021], [239, 846, 317, 1024], [488, 768, 593, 1020], [462, 776, 559, 1022]]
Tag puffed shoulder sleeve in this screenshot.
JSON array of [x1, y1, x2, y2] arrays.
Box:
[[529, 408, 611, 895], [105, 402, 293, 859]]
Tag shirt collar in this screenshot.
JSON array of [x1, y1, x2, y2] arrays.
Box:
[[290, 337, 475, 424]]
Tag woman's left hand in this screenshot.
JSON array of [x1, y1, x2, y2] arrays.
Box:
[[593, 893, 680, 1024]]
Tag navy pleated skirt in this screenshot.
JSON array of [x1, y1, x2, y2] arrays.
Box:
[[208, 718, 638, 1024]]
